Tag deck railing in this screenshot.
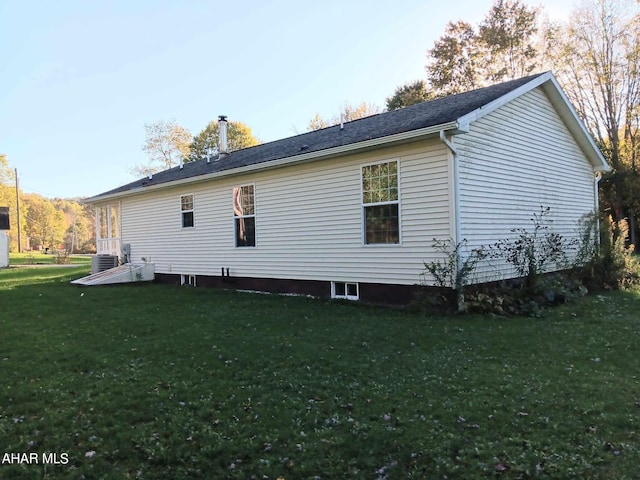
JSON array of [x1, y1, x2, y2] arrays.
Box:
[[96, 237, 121, 256]]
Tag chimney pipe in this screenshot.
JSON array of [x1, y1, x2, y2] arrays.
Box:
[[218, 115, 228, 159]]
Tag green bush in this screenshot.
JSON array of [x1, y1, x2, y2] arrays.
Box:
[[574, 214, 640, 291], [489, 206, 573, 288], [418, 209, 639, 316], [464, 274, 588, 316], [420, 238, 487, 311]]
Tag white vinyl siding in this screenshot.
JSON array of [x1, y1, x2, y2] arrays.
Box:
[[116, 140, 452, 286], [456, 87, 597, 282]]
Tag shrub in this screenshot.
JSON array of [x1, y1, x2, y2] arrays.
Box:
[[464, 274, 588, 316], [54, 250, 71, 264], [417, 208, 638, 316], [422, 238, 487, 290], [574, 214, 640, 290], [420, 238, 487, 311], [490, 206, 573, 288]]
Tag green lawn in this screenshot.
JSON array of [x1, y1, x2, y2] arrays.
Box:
[[9, 252, 92, 266], [0, 266, 639, 479]]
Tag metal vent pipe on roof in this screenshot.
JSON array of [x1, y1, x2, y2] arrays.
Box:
[[218, 115, 228, 159]]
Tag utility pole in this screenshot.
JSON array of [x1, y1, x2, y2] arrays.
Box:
[[71, 220, 77, 254], [14, 168, 22, 253]]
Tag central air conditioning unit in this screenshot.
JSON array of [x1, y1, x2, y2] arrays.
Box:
[[91, 254, 119, 274]]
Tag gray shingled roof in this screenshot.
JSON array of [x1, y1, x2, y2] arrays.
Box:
[[92, 73, 546, 200]]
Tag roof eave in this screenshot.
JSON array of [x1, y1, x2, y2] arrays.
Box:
[[88, 121, 461, 203]]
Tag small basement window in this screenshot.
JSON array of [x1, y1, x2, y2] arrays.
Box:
[[181, 274, 196, 287], [332, 281, 359, 301]]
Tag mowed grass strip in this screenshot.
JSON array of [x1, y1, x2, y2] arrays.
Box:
[[9, 252, 92, 266], [0, 267, 639, 479]]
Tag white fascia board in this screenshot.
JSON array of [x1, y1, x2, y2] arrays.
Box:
[[89, 121, 461, 203]]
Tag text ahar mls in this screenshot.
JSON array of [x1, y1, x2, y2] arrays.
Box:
[[2, 452, 69, 465]]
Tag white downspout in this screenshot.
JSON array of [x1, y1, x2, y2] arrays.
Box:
[[440, 130, 461, 246], [594, 172, 602, 215], [440, 130, 465, 311], [594, 171, 602, 247]]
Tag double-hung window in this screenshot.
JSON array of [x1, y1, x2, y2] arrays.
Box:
[[233, 185, 256, 247], [181, 194, 194, 228], [362, 160, 399, 244]]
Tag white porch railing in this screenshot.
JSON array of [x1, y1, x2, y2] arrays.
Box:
[[96, 237, 121, 256]]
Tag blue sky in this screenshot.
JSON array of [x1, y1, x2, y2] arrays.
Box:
[[0, 0, 574, 199]]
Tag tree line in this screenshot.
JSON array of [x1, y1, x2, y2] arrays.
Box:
[[0, 154, 95, 253], [131, 118, 261, 177]]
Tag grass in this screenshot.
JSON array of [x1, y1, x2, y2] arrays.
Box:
[[9, 252, 92, 266], [0, 266, 639, 479]]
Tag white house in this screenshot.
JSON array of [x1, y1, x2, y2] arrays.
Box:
[[87, 72, 609, 304]]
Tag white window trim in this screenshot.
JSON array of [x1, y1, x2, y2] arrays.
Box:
[[181, 274, 196, 286], [360, 159, 402, 246], [232, 183, 257, 248], [180, 193, 195, 229], [331, 281, 359, 301]]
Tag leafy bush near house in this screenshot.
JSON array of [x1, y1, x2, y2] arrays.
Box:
[[463, 274, 588, 316], [489, 206, 573, 288], [418, 207, 639, 316], [420, 238, 487, 310], [573, 214, 640, 291]]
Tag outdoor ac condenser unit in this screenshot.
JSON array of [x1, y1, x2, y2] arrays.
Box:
[[91, 254, 119, 274]]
